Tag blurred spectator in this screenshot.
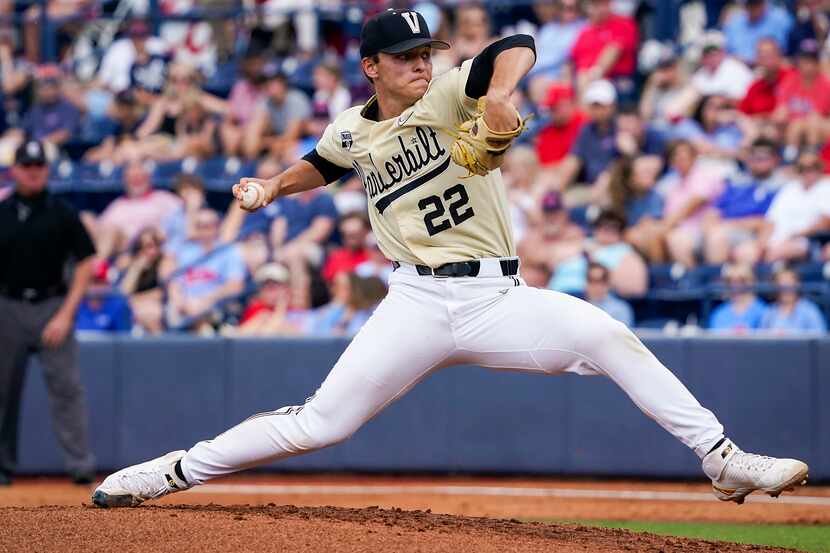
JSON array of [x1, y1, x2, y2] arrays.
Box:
[[165, 208, 246, 333], [703, 138, 783, 265], [236, 263, 308, 336], [535, 83, 587, 167], [786, 0, 830, 56], [760, 267, 827, 332], [503, 146, 542, 243], [518, 191, 585, 271], [135, 62, 227, 161], [0, 28, 32, 137], [75, 260, 133, 333], [690, 31, 753, 101], [355, 233, 394, 283], [660, 140, 725, 267], [90, 160, 181, 259], [723, 0, 793, 64], [739, 38, 796, 118], [571, 0, 639, 98], [519, 260, 553, 288], [83, 92, 147, 165], [774, 39, 830, 162], [306, 62, 352, 138], [639, 48, 687, 129], [672, 95, 746, 159], [14, 65, 80, 154], [220, 50, 267, 157], [322, 213, 371, 282], [243, 70, 312, 162], [605, 155, 666, 262], [584, 261, 634, 326], [585, 210, 648, 296], [118, 227, 166, 335], [558, 79, 619, 189], [707, 263, 767, 333], [309, 272, 386, 337], [762, 151, 830, 262], [97, 19, 169, 94], [452, 3, 494, 63], [530, 0, 586, 80], [163, 174, 208, 247], [614, 105, 668, 158], [127, 21, 172, 105]]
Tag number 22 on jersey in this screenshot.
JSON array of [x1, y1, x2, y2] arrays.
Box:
[[418, 183, 475, 236]]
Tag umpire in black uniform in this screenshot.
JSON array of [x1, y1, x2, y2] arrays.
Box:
[[0, 139, 96, 485]]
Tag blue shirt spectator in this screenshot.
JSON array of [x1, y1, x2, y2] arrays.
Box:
[[76, 294, 133, 332], [240, 190, 339, 242], [627, 191, 664, 225], [671, 118, 743, 154], [591, 295, 634, 326], [713, 174, 779, 219], [723, 1, 793, 64], [532, 4, 586, 79], [172, 240, 246, 300], [22, 98, 81, 144], [708, 298, 768, 332], [761, 298, 827, 333], [571, 121, 618, 184]]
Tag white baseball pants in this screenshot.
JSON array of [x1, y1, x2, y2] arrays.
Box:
[[180, 259, 724, 484]]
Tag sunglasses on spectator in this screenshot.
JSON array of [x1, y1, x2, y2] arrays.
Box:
[[587, 274, 608, 284], [798, 163, 823, 173], [19, 161, 46, 168]]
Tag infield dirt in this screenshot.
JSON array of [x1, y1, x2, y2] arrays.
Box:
[[1, 476, 827, 552]]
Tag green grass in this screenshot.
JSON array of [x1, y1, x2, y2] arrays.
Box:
[[571, 520, 830, 552]]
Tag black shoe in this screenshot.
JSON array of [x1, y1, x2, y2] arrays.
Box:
[[71, 470, 95, 485], [0, 472, 10, 486]]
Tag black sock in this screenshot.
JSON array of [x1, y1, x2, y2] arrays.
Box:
[[174, 460, 187, 484], [707, 437, 726, 456]]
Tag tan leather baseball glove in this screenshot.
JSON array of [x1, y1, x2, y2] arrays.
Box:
[[449, 97, 530, 177]]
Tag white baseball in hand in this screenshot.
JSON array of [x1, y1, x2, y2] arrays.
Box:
[[240, 182, 266, 210]]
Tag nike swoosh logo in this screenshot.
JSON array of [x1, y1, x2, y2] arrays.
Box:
[[397, 111, 414, 126], [498, 289, 509, 295]]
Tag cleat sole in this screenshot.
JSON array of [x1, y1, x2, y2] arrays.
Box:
[[92, 489, 144, 508]]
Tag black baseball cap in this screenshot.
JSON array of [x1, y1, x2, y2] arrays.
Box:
[[360, 9, 450, 59], [14, 139, 47, 165]]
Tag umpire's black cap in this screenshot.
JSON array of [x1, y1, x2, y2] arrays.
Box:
[[360, 9, 450, 59], [14, 139, 47, 166]]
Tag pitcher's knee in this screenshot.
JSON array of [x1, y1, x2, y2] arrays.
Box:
[[292, 415, 359, 452]]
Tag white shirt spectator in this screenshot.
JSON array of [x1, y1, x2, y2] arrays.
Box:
[[766, 178, 830, 244], [97, 36, 168, 92], [691, 56, 753, 100]]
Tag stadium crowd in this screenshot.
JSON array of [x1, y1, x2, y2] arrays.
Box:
[[1, 0, 829, 336]]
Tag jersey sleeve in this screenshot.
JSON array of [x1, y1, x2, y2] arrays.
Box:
[[424, 34, 536, 124], [302, 120, 354, 184]]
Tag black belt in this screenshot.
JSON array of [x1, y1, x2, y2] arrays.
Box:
[[392, 258, 520, 278], [0, 284, 66, 303]]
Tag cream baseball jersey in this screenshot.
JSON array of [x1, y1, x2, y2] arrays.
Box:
[[313, 59, 515, 267]]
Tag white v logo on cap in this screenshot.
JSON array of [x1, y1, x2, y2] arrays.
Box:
[[400, 12, 420, 34]]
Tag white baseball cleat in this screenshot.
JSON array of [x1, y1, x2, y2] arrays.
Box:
[[92, 450, 190, 508], [702, 439, 808, 505]]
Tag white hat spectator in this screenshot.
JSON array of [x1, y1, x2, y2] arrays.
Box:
[[255, 263, 290, 285], [583, 79, 617, 106]]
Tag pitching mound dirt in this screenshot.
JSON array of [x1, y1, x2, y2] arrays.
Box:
[[0, 504, 796, 553]]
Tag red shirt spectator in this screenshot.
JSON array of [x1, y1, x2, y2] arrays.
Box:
[[570, 3, 638, 78], [322, 213, 371, 282], [536, 84, 587, 165], [739, 38, 795, 116], [739, 66, 796, 116], [777, 70, 830, 118]]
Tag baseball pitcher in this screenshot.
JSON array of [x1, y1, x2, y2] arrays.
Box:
[[94, 9, 808, 508]]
